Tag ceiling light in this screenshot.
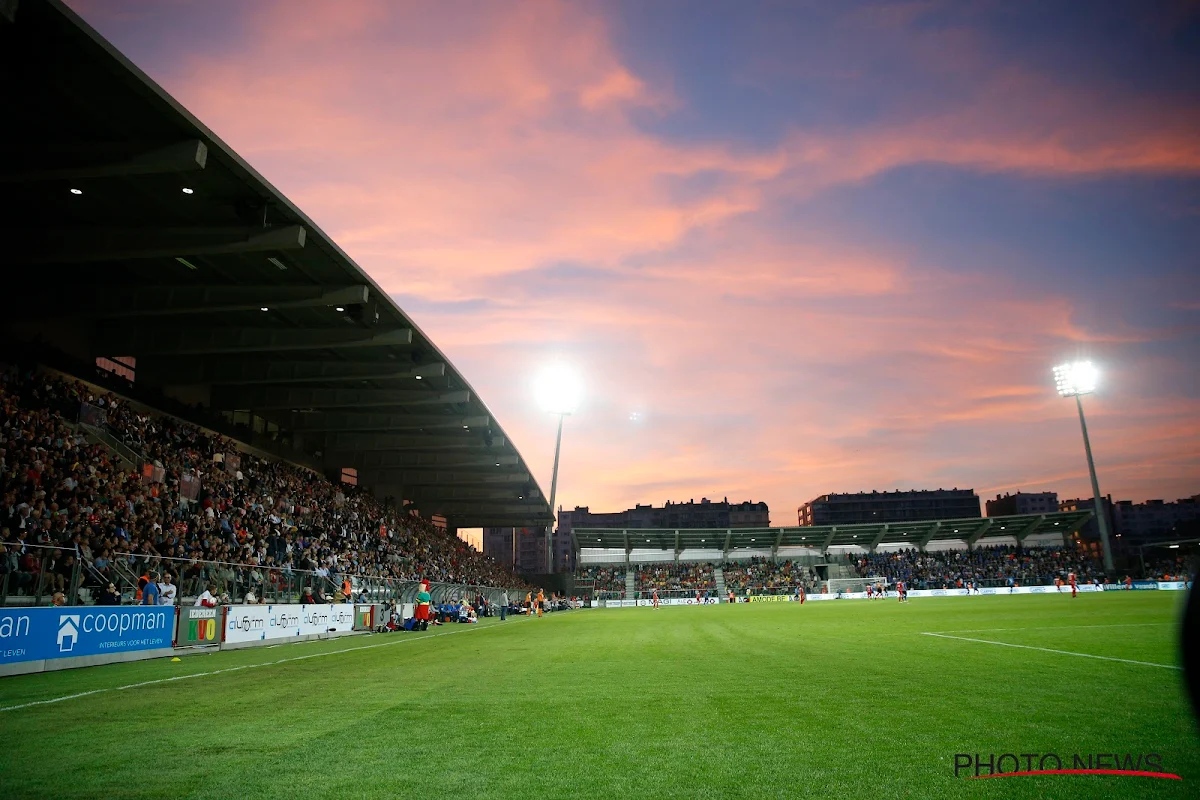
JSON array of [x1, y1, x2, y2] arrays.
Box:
[[175, 257, 197, 270], [463, 425, 469, 429], [335, 306, 345, 312], [495, 463, 500, 467], [415, 375, 423, 380], [70, 188, 82, 195], [268, 257, 288, 271], [260, 307, 269, 312], [181, 187, 194, 195]]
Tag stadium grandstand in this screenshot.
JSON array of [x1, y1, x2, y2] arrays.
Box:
[[0, 0, 549, 611], [569, 511, 1125, 600]]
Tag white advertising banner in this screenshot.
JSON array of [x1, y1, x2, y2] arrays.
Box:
[[603, 581, 1159, 607], [223, 604, 356, 643], [607, 597, 720, 607]]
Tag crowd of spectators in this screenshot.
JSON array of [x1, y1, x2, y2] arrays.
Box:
[[723, 558, 818, 594], [1141, 555, 1196, 582], [0, 366, 529, 604], [636, 561, 714, 592], [851, 545, 1104, 589], [577, 565, 624, 592]]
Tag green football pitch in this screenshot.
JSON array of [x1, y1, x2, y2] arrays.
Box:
[[0, 593, 1196, 799]]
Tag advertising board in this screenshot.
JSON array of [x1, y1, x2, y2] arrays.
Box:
[[223, 604, 356, 644], [0, 606, 174, 666]]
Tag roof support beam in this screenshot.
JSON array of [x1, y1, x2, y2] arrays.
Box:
[[361, 469, 531, 487], [405, 501, 547, 517], [334, 451, 518, 470], [77, 284, 369, 319], [324, 432, 505, 452], [772, 528, 784, 557], [144, 358, 445, 386], [94, 325, 411, 357], [821, 527, 837, 553], [285, 412, 488, 434], [404, 486, 529, 503], [1062, 511, 1093, 546], [1014, 515, 1046, 545], [965, 519, 994, 549], [0, 139, 208, 183], [868, 524, 890, 553], [674, 530, 681, 561], [917, 522, 941, 553], [8, 224, 305, 265], [723, 528, 733, 558], [212, 386, 467, 411]]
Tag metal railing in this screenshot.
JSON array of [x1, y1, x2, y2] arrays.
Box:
[[3, 546, 528, 609], [0, 544, 86, 607]]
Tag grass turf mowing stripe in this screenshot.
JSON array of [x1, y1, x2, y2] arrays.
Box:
[[0, 617, 520, 713], [921, 631, 1182, 669]]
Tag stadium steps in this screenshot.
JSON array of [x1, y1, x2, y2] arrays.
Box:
[[625, 571, 636, 599], [714, 566, 727, 601]]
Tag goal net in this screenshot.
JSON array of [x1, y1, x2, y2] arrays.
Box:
[[826, 578, 888, 594]]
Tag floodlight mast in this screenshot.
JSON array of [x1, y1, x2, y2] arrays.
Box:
[[1053, 361, 1114, 573], [535, 365, 581, 573]]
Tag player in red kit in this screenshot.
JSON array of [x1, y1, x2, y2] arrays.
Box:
[[1068, 571, 1078, 598]]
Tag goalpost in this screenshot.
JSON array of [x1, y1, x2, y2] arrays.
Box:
[[826, 577, 889, 594]]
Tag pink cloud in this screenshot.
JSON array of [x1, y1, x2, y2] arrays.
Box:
[[66, 0, 1200, 520]]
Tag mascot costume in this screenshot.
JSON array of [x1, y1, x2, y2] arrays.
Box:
[[415, 578, 432, 631]]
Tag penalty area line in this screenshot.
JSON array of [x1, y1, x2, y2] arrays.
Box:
[[920, 632, 1181, 670], [0, 619, 517, 714]]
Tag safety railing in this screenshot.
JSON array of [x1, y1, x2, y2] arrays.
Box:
[[3, 546, 527, 609], [0, 543, 86, 607]]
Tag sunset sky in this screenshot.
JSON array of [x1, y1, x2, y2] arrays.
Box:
[[72, 0, 1200, 527]]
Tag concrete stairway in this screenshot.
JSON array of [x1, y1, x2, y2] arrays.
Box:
[[625, 570, 637, 599], [714, 566, 727, 601]]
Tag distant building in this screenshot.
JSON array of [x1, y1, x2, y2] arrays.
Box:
[[1059, 495, 1115, 546], [560, 497, 771, 538], [986, 491, 1059, 517], [483, 526, 573, 574], [797, 489, 981, 526], [1112, 495, 1200, 542]]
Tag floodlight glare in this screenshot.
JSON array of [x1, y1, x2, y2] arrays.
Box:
[[534, 364, 582, 415], [1053, 361, 1098, 397], [1053, 359, 1114, 573]]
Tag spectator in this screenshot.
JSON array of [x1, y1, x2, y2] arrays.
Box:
[[195, 582, 218, 607], [99, 582, 122, 605], [158, 572, 177, 606]]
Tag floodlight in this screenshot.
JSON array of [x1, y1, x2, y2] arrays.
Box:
[[534, 364, 582, 415], [1053, 359, 1113, 573], [1053, 361, 1098, 397]]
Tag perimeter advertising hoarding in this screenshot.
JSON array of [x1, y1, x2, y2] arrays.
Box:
[[176, 606, 220, 646], [0, 606, 174, 665], [223, 604, 356, 644]]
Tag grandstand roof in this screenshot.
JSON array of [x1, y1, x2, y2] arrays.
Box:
[[573, 510, 1095, 553], [0, 0, 551, 530]]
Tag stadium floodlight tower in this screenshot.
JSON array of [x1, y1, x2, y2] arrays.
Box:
[[1053, 360, 1114, 573], [535, 365, 582, 573]]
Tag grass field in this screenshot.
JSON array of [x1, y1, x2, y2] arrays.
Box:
[[0, 592, 1196, 799]]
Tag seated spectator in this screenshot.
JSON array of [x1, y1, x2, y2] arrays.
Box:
[[99, 582, 122, 605]]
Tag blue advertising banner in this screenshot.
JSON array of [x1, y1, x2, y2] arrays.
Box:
[[0, 606, 174, 666], [1131, 580, 1159, 590]]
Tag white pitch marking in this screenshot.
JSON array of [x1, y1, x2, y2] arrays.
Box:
[[0, 620, 516, 713], [920, 632, 1181, 670], [929, 622, 1173, 634]]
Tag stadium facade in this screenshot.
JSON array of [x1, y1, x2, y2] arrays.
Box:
[[985, 491, 1059, 517], [561, 498, 770, 533], [797, 489, 980, 526]]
